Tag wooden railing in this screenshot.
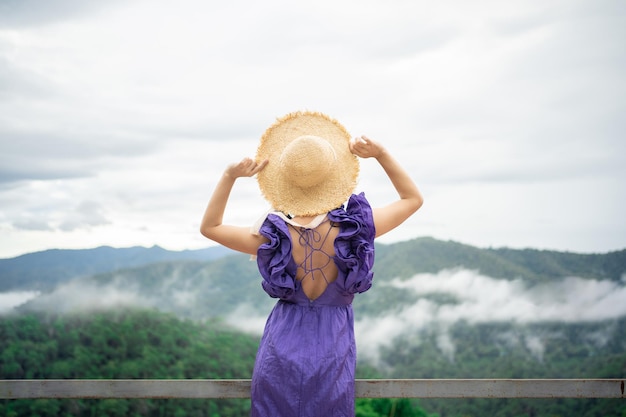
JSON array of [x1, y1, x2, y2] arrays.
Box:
[[1, 379, 624, 399]]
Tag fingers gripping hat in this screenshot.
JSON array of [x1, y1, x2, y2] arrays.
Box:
[[255, 111, 359, 216]]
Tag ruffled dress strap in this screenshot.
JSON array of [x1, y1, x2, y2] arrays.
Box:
[[328, 192, 376, 294], [256, 214, 298, 299], [256, 192, 375, 299]]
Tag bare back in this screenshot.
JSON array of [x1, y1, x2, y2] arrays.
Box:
[[287, 218, 339, 301]]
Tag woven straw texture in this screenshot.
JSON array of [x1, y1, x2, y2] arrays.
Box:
[[256, 111, 359, 216]]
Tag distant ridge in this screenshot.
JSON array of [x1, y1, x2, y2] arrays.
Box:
[[374, 237, 626, 283], [5, 236, 626, 339], [2, 237, 623, 294], [0, 245, 234, 291]]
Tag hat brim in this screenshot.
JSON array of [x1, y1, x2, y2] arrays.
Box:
[[255, 111, 359, 216]]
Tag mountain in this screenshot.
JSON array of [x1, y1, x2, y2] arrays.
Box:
[[0, 244, 234, 291], [3, 237, 624, 294], [2, 237, 625, 417], [7, 237, 625, 322], [374, 237, 626, 282]]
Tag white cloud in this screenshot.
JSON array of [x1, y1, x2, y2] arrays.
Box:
[[388, 269, 626, 323], [354, 269, 626, 360], [0, 0, 624, 257], [224, 304, 271, 335], [3, 266, 624, 363], [0, 291, 40, 314], [21, 281, 153, 314]]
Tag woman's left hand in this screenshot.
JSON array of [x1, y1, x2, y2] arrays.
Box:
[[349, 135, 386, 159]]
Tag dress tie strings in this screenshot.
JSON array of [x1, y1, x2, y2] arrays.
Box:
[[290, 220, 335, 285]]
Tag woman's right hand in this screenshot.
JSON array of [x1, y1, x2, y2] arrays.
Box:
[[225, 157, 268, 179], [201, 156, 270, 255]]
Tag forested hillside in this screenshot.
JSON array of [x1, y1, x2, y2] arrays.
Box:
[[1, 310, 624, 416], [0, 310, 432, 417], [1, 238, 625, 416], [378, 318, 626, 416], [0, 310, 258, 416]]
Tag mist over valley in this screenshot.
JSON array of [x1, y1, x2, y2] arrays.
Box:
[[2, 237, 624, 367], [2, 237, 625, 416]]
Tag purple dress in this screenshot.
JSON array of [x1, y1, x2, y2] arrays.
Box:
[[251, 193, 375, 417]]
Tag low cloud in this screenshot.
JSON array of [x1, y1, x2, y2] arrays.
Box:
[[0, 291, 40, 314], [355, 269, 626, 361], [216, 269, 626, 363], [4, 267, 624, 364], [224, 304, 271, 335], [387, 269, 626, 323], [20, 281, 153, 314], [5, 264, 236, 317]]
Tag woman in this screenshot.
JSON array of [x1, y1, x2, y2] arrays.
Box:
[[200, 111, 423, 417]]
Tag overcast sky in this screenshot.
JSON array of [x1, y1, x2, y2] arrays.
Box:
[[0, 0, 624, 258]]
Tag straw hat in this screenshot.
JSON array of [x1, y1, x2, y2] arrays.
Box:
[[255, 111, 359, 216]]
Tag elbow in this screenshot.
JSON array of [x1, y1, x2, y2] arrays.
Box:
[[411, 199, 423, 216], [410, 193, 424, 214], [416, 194, 424, 211], [200, 225, 215, 241]]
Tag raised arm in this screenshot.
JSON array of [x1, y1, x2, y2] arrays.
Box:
[[349, 136, 423, 237], [200, 157, 269, 255]]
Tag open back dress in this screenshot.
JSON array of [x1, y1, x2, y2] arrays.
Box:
[[251, 193, 375, 417]]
